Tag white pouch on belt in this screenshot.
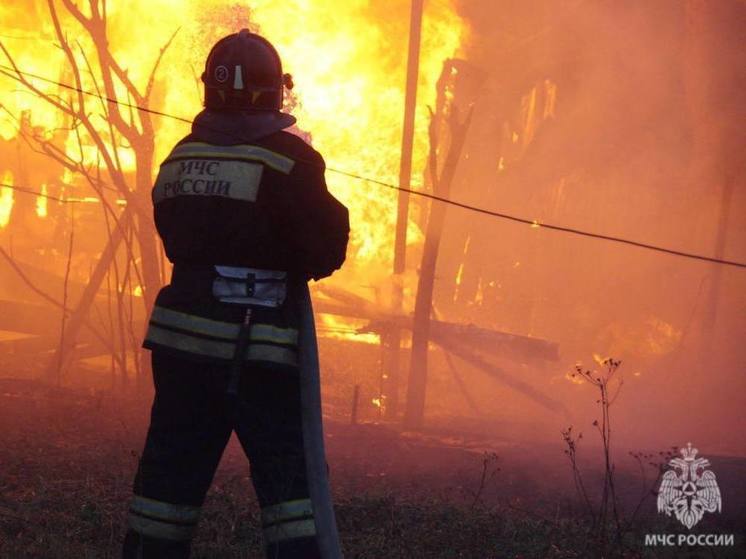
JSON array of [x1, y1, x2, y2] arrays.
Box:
[[213, 266, 287, 307]]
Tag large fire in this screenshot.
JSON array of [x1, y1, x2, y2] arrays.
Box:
[[0, 0, 468, 288]]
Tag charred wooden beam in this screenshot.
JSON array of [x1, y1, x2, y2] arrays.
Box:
[[358, 316, 558, 363], [431, 335, 569, 417], [314, 282, 558, 362]]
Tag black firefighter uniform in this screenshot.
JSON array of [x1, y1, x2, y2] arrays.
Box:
[[122, 111, 349, 559]]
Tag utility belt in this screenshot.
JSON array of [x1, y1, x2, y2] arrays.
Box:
[[145, 264, 298, 369], [172, 264, 287, 308]]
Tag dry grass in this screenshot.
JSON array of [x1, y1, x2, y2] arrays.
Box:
[[0, 385, 562, 558], [1, 358, 743, 558]]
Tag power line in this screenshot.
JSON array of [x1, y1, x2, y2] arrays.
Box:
[[0, 182, 110, 204], [0, 34, 42, 41], [0, 64, 193, 125], [1, 182, 68, 203], [1, 64, 745, 269], [336, 170, 746, 269]]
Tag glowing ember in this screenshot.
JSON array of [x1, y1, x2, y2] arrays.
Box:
[[592, 353, 609, 365], [0, 171, 14, 228], [564, 371, 584, 386], [318, 313, 379, 345], [474, 277, 484, 306], [36, 183, 48, 218]]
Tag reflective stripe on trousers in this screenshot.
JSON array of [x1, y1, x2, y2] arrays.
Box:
[[128, 495, 201, 541], [144, 305, 299, 367], [261, 498, 316, 544]]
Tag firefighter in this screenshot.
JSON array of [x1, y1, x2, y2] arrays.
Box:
[[122, 29, 349, 559]]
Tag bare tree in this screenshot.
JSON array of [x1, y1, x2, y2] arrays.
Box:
[[0, 0, 177, 385]]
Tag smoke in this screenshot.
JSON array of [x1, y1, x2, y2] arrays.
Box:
[[420, 0, 746, 455]]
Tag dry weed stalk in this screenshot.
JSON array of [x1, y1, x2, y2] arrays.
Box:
[[563, 357, 624, 552], [562, 358, 682, 557]]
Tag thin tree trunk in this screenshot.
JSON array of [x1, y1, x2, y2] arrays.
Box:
[[45, 207, 131, 381], [404, 104, 473, 429], [134, 149, 159, 393], [385, 0, 425, 420], [702, 175, 734, 333], [683, 0, 732, 345]]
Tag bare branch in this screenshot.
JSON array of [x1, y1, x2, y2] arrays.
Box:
[[76, 40, 125, 174], [47, 0, 87, 115], [146, 27, 179, 101], [42, 1, 135, 197], [0, 247, 67, 310], [0, 246, 112, 350], [54, 202, 77, 384], [10, 120, 138, 269], [0, 48, 75, 118], [59, 0, 92, 29], [59, 0, 140, 144]]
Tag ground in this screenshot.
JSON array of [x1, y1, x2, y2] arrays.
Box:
[[1, 374, 744, 559]]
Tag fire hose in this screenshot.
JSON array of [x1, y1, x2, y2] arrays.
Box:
[[298, 281, 343, 559]]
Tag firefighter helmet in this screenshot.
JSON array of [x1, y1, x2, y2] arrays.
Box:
[[202, 29, 293, 111]]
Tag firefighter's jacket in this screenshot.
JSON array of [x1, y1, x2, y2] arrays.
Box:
[[143, 116, 349, 368]]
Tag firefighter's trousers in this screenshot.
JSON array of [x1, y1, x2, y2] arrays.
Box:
[[122, 350, 321, 559]]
